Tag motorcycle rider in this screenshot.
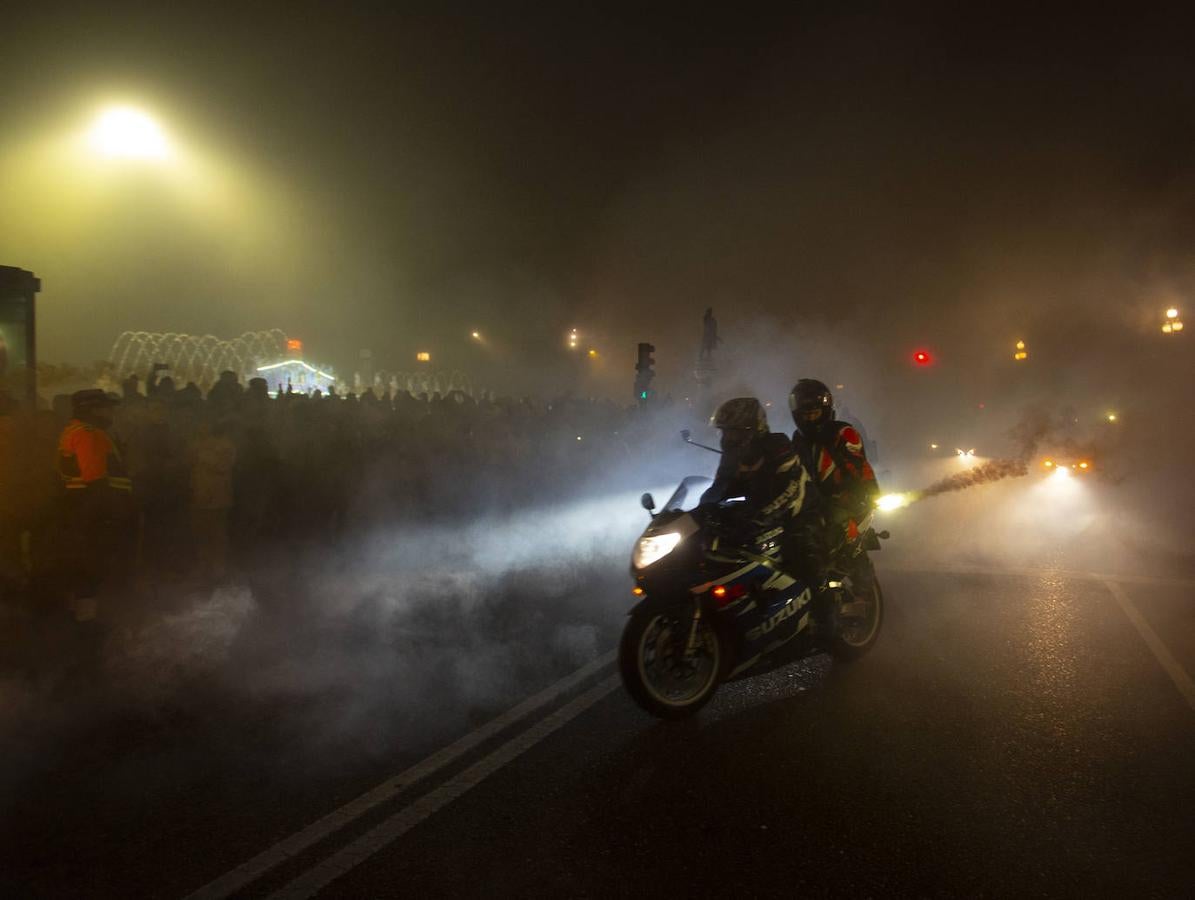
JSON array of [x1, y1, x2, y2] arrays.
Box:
[[788, 380, 880, 585], [699, 398, 822, 588]]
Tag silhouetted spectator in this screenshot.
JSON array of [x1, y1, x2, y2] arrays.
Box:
[[207, 370, 243, 413], [190, 420, 237, 580]]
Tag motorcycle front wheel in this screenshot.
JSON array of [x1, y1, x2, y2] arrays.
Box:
[[618, 606, 724, 719]]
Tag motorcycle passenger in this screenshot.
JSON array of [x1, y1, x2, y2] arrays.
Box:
[[788, 379, 880, 566], [699, 398, 822, 587]]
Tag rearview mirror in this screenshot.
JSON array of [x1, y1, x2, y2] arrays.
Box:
[[640, 492, 656, 513]]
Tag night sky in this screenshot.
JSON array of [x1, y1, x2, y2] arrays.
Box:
[[3, 4, 1194, 397]]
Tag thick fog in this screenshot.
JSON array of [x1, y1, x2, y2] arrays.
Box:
[[3, 7, 1195, 394], [2, 6, 1194, 831]]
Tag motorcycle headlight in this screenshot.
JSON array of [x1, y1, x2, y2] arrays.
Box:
[[632, 532, 682, 570]]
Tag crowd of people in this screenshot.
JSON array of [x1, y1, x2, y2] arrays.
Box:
[[0, 371, 682, 621]]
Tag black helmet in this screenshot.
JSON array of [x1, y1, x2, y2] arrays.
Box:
[[712, 397, 768, 453], [789, 379, 834, 438], [713, 397, 768, 433]]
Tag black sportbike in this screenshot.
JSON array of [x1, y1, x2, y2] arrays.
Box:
[[619, 476, 885, 719]]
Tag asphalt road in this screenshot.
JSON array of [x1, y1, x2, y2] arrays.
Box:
[[4, 566, 1195, 899]]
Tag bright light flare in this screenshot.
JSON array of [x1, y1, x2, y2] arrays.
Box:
[[1166, 307, 1179, 319], [1106, 413, 1118, 423], [471, 330, 482, 341], [87, 106, 171, 160], [876, 493, 911, 512], [632, 532, 682, 569]]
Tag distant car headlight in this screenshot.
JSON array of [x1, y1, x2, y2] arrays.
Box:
[[633, 532, 682, 569]]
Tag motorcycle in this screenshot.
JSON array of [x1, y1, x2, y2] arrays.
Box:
[[618, 475, 886, 719]]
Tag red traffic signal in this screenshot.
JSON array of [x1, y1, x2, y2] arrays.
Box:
[[912, 349, 933, 367]]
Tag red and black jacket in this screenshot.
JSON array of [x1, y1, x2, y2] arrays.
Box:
[[791, 422, 879, 523]]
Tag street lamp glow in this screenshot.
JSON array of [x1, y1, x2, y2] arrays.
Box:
[[1166, 307, 1179, 319], [471, 331, 482, 340], [87, 106, 171, 160], [1106, 412, 1118, 423]]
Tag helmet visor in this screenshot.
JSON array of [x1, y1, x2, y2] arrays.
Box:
[[719, 427, 754, 453], [796, 405, 825, 424]]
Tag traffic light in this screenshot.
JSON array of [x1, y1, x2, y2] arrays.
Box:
[[636, 342, 655, 371], [912, 349, 933, 367], [634, 342, 655, 404]]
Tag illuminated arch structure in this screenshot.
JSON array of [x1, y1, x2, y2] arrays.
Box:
[[109, 331, 476, 398], [366, 370, 475, 398], [109, 329, 294, 388]]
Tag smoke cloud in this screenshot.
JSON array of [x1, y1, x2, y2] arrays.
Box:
[[918, 458, 1031, 499]]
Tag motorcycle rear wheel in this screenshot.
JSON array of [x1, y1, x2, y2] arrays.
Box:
[[829, 570, 884, 661], [619, 606, 723, 719]]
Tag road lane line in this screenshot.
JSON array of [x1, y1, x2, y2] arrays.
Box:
[[184, 650, 615, 900], [1104, 579, 1195, 714], [267, 674, 621, 900]]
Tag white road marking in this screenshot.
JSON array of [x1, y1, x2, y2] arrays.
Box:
[[184, 650, 615, 900], [184, 565, 1195, 899], [1104, 579, 1195, 714], [267, 674, 622, 900]]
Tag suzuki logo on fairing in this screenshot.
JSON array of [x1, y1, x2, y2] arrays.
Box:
[[746, 588, 810, 642]]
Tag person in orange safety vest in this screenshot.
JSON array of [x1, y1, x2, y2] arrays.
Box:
[[56, 389, 133, 619], [58, 390, 131, 493]]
